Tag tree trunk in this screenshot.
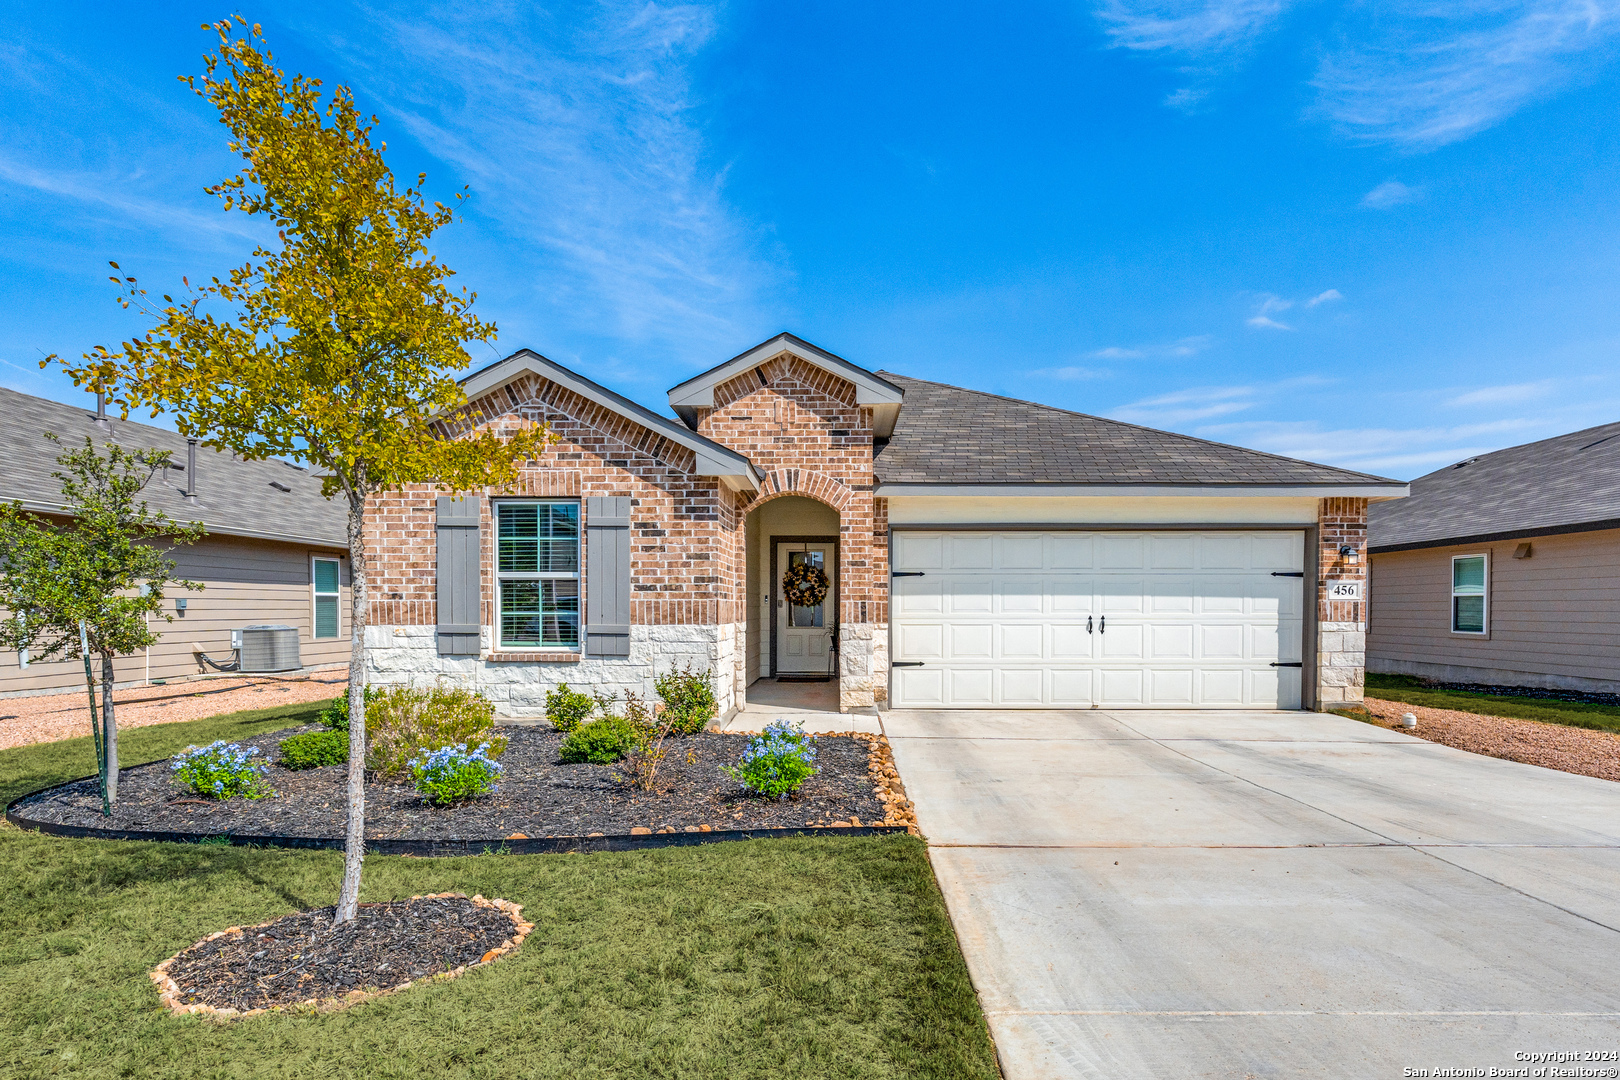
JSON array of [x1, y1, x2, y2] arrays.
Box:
[[333, 493, 370, 925], [101, 651, 119, 809], [79, 623, 108, 817]]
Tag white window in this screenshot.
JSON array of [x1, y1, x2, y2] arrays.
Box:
[[313, 557, 341, 640], [1451, 554, 1487, 634], [496, 501, 580, 650]]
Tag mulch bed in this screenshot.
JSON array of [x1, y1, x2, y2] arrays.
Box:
[[152, 893, 530, 1016], [15, 728, 890, 839], [1359, 697, 1620, 783]]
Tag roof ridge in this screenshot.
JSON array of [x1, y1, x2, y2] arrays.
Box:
[[875, 371, 1400, 485], [1414, 419, 1620, 478]]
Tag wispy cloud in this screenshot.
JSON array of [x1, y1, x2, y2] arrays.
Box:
[[1245, 294, 1294, 329], [1029, 365, 1112, 380], [0, 155, 260, 243], [1305, 288, 1343, 306], [325, 1, 771, 369], [1199, 416, 1542, 474], [1445, 379, 1559, 407], [1096, 0, 1292, 52], [1094, 0, 1620, 147], [1086, 334, 1212, 359], [1109, 381, 1304, 424], [1315, 1, 1620, 148], [1360, 180, 1422, 209]]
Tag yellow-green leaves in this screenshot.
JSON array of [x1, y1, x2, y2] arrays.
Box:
[[54, 15, 551, 503]]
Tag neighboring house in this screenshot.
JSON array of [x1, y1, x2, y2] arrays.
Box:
[[1368, 422, 1620, 694], [366, 334, 1406, 715], [0, 387, 352, 695]]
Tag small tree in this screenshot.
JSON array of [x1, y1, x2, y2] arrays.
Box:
[[0, 438, 203, 813], [56, 19, 550, 923]]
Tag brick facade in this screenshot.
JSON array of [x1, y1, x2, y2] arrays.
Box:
[[1316, 497, 1370, 705], [694, 354, 890, 707]]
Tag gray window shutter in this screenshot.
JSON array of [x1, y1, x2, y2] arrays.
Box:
[[436, 496, 482, 656], [585, 496, 631, 657]]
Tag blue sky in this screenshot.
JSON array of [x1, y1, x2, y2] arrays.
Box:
[[3, 1, 1618, 479]]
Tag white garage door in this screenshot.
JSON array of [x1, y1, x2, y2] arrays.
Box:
[[890, 530, 1305, 709]]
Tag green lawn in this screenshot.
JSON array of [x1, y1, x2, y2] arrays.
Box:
[[1365, 673, 1620, 734], [0, 706, 998, 1079]]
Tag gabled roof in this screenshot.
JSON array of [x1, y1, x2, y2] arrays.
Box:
[[462, 349, 760, 492], [667, 333, 904, 437], [1370, 420, 1620, 552], [872, 373, 1406, 495], [0, 386, 347, 547]]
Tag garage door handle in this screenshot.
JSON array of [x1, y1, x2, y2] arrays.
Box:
[[892, 661, 925, 667], [1271, 571, 1304, 577], [891, 571, 925, 577], [1087, 616, 1093, 633], [1099, 616, 1105, 633], [1270, 662, 1303, 668]]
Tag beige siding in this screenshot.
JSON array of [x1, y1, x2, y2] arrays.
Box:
[[2, 534, 352, 696], [1368, 528, 1620, 692]]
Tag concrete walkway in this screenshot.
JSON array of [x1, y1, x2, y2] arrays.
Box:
[[712, 677, 882, 734], [885, 709, 1620, 1078]]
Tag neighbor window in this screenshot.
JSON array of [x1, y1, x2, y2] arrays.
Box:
[[313, 557, 341, 639], [497, 501, 580, 650], [1451, 554, 1487, 634]]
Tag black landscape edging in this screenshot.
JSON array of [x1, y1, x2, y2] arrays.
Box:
[[6, 777, 906, 856]]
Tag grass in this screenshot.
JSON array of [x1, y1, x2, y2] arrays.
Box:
[[1364, 673, 1620, 734], [0, 709, 998, 1079]]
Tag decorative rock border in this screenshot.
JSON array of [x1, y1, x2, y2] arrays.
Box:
[[863, 735, 919, 834], [149, 892, 532, 1020]]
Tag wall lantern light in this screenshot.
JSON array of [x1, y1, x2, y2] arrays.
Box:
[[1339, 545, 1359, 564]]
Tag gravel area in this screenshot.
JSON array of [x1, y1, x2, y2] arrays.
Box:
[[14, 727, 889, 838], [0, 672, 346, 751], [1362, 696, 1620, 783]]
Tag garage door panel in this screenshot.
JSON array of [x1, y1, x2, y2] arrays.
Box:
[[1051, 623, 1093, 659], [1051, 668, 1093, 705], [947, 623, 993, 660], [1001, 669, 1044, 704], [1150, 623, 1195, 660], [889, 530, 1305, 710], [947, 535, 994, 569], [949, 668, 994, 705], [1001, 624, 1044, 660], [1149, 668, 1195, 706]]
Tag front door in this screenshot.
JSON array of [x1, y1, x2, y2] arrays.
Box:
[[776, 542, 836, 674]]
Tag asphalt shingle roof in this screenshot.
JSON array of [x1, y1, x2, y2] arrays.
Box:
[[0, 387, 347, 547], [1369, 420, 1620, 552], [872, 373, 1401, 488]]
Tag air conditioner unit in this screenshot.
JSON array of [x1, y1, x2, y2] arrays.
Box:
[[238, 625, 301, 673]]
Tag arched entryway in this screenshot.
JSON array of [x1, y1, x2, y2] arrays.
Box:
[[743, 492, 841, 712]]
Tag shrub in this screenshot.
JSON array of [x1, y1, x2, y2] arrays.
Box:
[[722, 720, 818, 800], [545, 682, 595, 734], [365, 685, 507, 780], [616, 692, 674, 792], [171, 741, 274, 800], [318, 685, 379, 732], [559, 715, 636, 764], [278, 728, 349, 770], [409, 742, 503, 805], [655, 664, 717, 735]]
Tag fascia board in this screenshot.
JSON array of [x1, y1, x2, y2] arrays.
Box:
[[461, 351, 757, 486], [877, 483, 1411, 499], [667, 335, 905, 409]]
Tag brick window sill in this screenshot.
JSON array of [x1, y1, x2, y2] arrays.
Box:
[[484, 651, 581, 663]]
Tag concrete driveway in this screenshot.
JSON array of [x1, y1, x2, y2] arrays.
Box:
[[884, 709, 1620, 1079]]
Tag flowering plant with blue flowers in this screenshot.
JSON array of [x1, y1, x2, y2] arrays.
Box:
[[722, 720, 818, 800], [410, 741, 503, 805], [171, 741, 274, 800]]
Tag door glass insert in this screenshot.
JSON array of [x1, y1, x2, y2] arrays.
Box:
[[788, 550, 825, 628]]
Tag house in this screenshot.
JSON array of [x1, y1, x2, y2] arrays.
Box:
[[1368, 422, 1620, 694], [0, 386, 352, 695], [365, 334, 1406, 716]]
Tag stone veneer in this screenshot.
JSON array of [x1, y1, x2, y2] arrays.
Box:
[[365, 624, 740, 718], [1316, 496, 1369, 706]]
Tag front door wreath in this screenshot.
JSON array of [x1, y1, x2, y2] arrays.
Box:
[[782, 561, 830, 608]]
